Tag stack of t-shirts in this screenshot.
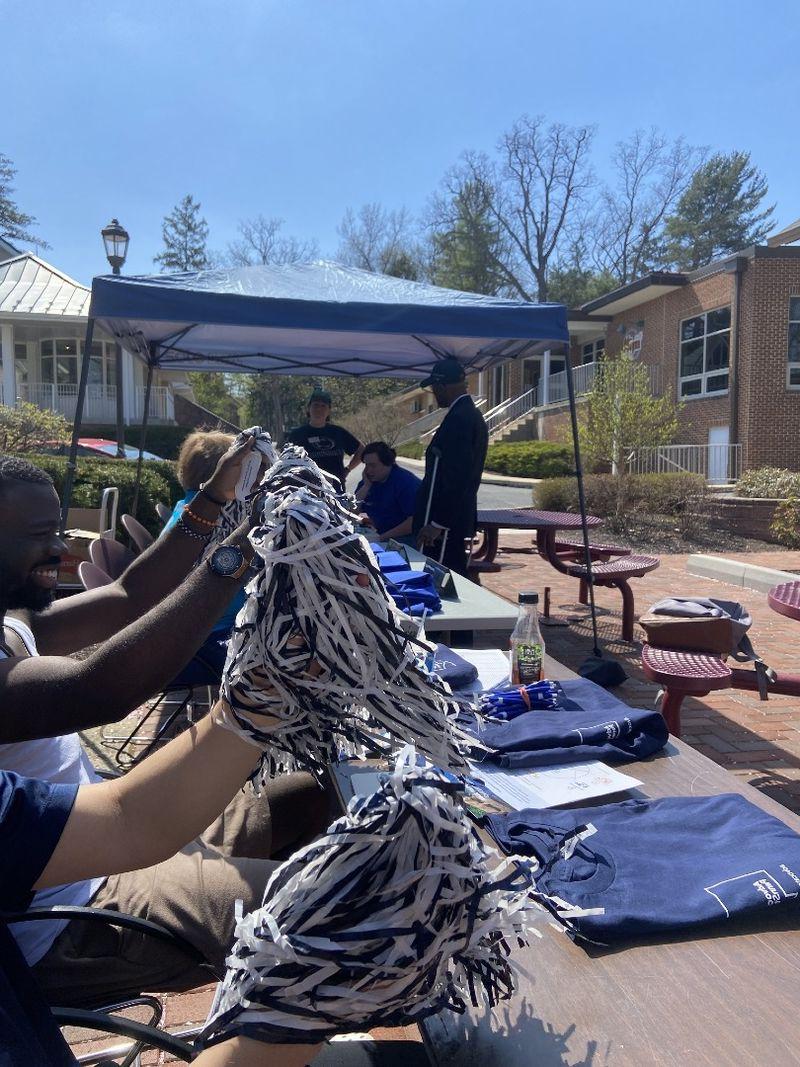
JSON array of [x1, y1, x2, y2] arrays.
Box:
[[467, 678, 668, 767], [485, 793, 800, 944], [369, 544, 442, 616]]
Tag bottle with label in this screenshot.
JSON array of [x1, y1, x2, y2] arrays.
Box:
[[509, 591, 545, 685]]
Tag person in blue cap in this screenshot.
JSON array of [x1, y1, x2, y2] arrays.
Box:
[[285, 386, 364, 490], [412, 358, 488, 575]]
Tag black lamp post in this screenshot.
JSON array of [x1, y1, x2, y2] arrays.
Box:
[[101, 219, 130, 457]]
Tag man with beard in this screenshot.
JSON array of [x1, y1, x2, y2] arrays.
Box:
[[0, 451, 330, 1009]]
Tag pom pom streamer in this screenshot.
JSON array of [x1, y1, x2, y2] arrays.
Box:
[[219, 448, 480, 779], [203, 427, 278, 557], [199, 746, 542, 1048]]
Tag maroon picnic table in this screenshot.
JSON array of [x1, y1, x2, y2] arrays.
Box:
[[767, 580, 800, 621], [473, 508, 603, 565], [473, 507, 660, 641]]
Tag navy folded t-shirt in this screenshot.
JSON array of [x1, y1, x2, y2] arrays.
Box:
[[486, 793, 800, 944], [468, 678, 668, 767]]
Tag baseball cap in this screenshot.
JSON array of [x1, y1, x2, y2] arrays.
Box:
[[419, 358, 466, 388], [308, 386, 332, 405]]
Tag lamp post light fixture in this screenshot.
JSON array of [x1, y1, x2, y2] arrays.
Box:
[[100, 218, 130, 457], [101, 217, 130, 275]]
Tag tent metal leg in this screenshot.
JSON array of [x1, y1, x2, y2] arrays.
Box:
[[130, 361, 154, 520], [61, 317, 95, 534]]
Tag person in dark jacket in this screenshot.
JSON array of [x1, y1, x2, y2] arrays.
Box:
[[413, 358, 488, 575]]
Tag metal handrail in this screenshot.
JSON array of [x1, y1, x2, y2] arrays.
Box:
[[627, 443, 742, 483], [485, 386, 539, 437]]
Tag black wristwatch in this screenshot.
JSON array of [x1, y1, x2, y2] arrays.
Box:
[[207, 545, 250, 580]]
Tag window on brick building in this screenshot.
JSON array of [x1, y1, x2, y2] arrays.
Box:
[[581, 338, 605, 364], [788, 297, 800, 389], [679, 307, 730, 398]]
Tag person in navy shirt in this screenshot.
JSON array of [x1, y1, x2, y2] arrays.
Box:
[[0, 700, 323, 1067], [354, 442, 422, 540]]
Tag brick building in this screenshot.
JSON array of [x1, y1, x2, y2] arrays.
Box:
[[578, 237, 800, 475]]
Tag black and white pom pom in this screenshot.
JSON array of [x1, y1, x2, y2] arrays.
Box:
[[218, 450, 479, 778], [199, 746, 541, 1048], [203, 426, 278, 556]]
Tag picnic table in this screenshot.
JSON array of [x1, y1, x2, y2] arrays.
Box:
[[473, 508, 603, 566], [768, 579, 800, 621], [421, 650, 800, 1066], [473, 509, 659, 641]]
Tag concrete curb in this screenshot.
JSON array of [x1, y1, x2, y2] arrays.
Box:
[[399, 455, 540, 490], [686, 554, 798, 593]]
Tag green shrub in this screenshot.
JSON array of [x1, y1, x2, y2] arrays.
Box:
[[395, 440, 425, 460], [770, 496, 800, 548], [19, 454, 181, 538], [485, 441, 573, 479], [79, 424, 194, 461], [534, 472, 707, 534], [736, 467, 800, 499]]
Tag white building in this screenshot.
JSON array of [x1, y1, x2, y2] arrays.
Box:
[[0, 239, 189, 427]]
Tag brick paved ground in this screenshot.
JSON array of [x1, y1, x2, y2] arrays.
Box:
[[71, 537, 800, 1060], [481, 534, 800, 813]]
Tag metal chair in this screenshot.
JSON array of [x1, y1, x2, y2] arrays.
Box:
[[121, 514, 154, 553], [78, 561, 113, 591], [155, 500, 172, 525], [89, 537, 136, 580]]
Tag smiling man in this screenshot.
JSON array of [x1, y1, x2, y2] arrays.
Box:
[[0, 451, 330, 1008]]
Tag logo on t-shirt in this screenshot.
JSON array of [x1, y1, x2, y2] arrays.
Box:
[[306, 435, 338, 457]]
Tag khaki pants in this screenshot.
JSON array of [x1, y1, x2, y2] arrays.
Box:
[[34, 772, 333, 1008]]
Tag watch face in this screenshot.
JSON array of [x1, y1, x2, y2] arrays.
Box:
[[210, 546, 244, 575]]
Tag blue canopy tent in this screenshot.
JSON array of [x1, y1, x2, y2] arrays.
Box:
[[64, 261, 608, 661]]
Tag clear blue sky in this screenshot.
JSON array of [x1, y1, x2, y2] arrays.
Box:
[[3, 0, 798, 284]]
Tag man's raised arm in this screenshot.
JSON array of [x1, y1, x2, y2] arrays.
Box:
[[32, 435, 255, 656], [0, 522, 255, 743]]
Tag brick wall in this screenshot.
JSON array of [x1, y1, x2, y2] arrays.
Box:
[[738, 256, 800, 471], [707, 497, 780, 543], [604, 270, 734, 447]]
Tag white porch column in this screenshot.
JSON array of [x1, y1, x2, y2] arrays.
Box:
[[1, 324, 15, 406], [541, 349, 551, 406], [122, 348, 136, 423]]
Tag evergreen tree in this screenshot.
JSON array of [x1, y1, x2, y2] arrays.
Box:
[[662, 152, 774, 270], [0, 152, 46, 246], [154, 194, 210, 271], [187, 371, 241, 427], [430, 181, 505, 295]]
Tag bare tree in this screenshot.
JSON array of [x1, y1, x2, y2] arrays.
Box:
[[592, 129, 704, 284], [434, 117, 595, 301], [336, 203, 424, 279], [228, 215, 318, 266]]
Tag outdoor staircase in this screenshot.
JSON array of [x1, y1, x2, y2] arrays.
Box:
[[491, 409, 539, 443]]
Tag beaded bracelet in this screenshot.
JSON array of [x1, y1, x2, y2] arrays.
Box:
[[176, 517, 212, 541], [183, 505, 216, 528]]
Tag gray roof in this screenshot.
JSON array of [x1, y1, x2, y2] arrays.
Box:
[[0, 253, 90, 318]]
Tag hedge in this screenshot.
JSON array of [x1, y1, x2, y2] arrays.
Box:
[[79, 424, 194, 461], [735, 467, 800, 499], [535, 472, 706, 519], [485, 441, 572, 479], [395, 439, 573, 478], [20, 453, 181, 538]]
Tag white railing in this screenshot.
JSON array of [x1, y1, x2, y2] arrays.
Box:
[[628, 444, 742, 484], [485, 386, 539, 438], [546, 361, 598, 405], [396, 395, 488, 445], [134, 385, 173, 422], [16, 383, 118, 423], [546, 361, 663, 406]]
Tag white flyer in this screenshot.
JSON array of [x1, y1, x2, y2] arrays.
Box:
[[466, 759, 642, 810]]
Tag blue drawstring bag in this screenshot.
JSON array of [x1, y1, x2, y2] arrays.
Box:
[[429, 645, 479, 690], [466, 678, 668, 767], [486, 793, 800, 944], [382, 568, 442, 617], [369, 546, 410, 574]]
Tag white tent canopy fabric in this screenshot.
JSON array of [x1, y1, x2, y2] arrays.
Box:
[[88, 260, 570, 378]]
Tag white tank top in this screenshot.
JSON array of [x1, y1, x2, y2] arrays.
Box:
[[1, 614, 104, 966]]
